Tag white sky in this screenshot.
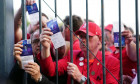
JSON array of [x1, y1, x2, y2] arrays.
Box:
[[13, 0, 140, 34]]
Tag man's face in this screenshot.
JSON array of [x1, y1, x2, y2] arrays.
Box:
[[105, 30, 114, 44], [79, 32, 100, 52], [31, 30, 40, 56], [63, 27, 70, 41]]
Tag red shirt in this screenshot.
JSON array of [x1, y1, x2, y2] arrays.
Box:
[[112, 48, 137, 78], [73, 39, 81, 50], [105, 51, 111, 55], [109, 45, 116, 53], [27, 33, 30, 39], [37, 50, 120, 84]]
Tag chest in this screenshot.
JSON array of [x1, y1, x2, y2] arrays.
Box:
[[74, 57, 103, 81]]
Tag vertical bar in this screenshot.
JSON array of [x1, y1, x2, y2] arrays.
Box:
[[0, 0, 14, 81], [135, 0, 140, 84], [118, 0, 123, 84], [101, 0, 106, 84], [54, 0, 58, 84], [39, 0, 42, 50], [69, 0, 73, 84], [22, 0, 27, 84], [22, 0, 27, 39], [86, 0, 89, 84], [39, 0, 42, 34]]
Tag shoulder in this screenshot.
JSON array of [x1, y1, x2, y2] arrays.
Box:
[[105, 54, 120, 65]]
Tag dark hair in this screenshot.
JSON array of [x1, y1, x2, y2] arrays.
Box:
[[63, 15, 83, 32], [42, 13, 49, 20]]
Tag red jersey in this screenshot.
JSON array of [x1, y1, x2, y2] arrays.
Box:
[[109, 45, 116, 53], [112, 48, 137, 78], [37, 50, 120, 84]]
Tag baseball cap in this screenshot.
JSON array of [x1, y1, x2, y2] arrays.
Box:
[[104, 24, 113, 32], [75, 22, 101, 36]]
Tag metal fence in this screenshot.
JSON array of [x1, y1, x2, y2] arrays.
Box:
[[7, 0, 140, 84]]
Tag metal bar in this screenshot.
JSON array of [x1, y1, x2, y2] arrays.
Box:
[[118, 0, 123, 84], [101, 0, 106, 83], [85, 0, 89, 84], [54, 0, 58, 84], [22, 0, 27, 84], [135, 0, 140, 84], [39, 0, 42, 35], [69, 0, 73, 84], [39, 0, 42, 51], [22, 0, 27, 39]]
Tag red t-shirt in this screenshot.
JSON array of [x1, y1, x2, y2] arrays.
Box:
[[112, 48, 137, 78], [105, 51, 111, 55], [73, 39, 81, 50], [109, 45, 116, 53]]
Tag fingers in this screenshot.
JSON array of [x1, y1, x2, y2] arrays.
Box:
[[40, 35, 51, 40], [13, 42, 23, 61], [14, 41, 23, 47], [41, 31, 53, 36], [122, 30, 132, 37], [26, 0, 35, 5], [67, 62, 77, 73], [14, 47, 23, 52], [40, 28, 53, 42], [14, 51, 22, 55], [67, 62, 76, 67], [24, 62, 40, 76]]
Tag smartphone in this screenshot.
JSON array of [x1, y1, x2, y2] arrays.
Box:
[[114, 32, 125, 47]]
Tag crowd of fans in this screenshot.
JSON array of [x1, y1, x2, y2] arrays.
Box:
[[7, 0, 140, 84]]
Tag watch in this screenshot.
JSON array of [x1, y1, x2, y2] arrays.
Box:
[[80, 75, 87, 84], [38, 74, 42, 82]]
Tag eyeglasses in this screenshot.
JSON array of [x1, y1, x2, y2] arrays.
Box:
[[32, 39, 40, 44]]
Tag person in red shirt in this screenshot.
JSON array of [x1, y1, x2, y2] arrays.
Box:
[[63, 15, 83, 50], [104, 24, 116, 53], [111, 27, 137, 79], [38, 22, 120, 84]]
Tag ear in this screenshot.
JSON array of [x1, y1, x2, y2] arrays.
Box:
[[97, 36, 102, 45], [99, 36, 102, 42]]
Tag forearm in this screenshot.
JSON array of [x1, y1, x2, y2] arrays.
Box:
[[41, 47, 50, 60], [14, 7, 22, 31], [14, 7, 23, 43], [126, 41, 137, 61], [39, 47, 56, 76]]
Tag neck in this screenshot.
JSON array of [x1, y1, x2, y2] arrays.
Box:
[[83, 49, 98, 60], [73, 35, 79, 43]]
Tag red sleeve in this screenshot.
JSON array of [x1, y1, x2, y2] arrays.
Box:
[[37, 52, 70, 76], [27, 33, 30, 39]]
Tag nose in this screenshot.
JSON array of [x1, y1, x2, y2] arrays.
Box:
[[37, 41, 40, 47], [80, 38, 86, 44]]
